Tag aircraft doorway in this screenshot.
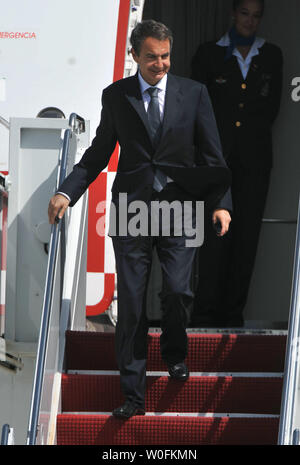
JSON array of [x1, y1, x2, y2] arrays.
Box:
[[142, 0, 300, 329]]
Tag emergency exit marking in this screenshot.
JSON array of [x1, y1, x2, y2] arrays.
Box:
[[0, 79, 5, 101], [0, 32, 36, 39]]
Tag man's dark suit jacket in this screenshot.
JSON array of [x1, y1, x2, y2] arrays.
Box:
[[58, 73, 231, 212]]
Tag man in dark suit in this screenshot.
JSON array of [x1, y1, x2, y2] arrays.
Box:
[[48, 20, 231, 418]]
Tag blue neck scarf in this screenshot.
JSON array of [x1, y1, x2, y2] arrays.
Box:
[[225, 25, 256, 61]]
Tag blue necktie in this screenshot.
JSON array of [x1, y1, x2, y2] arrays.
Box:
[[147, 87, 167, 192]]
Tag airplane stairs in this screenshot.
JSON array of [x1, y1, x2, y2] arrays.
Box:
[[56, 329, 286, 445]]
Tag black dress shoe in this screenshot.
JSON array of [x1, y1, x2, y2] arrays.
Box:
[[167, 362, 189, 381], [112, 400, 145, 418]]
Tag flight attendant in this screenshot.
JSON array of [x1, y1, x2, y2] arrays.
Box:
[[191, 0, 283, 327]]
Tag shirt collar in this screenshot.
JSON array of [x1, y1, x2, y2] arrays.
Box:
[[138, 70, 168, 94], [217, 32, 265, 60]]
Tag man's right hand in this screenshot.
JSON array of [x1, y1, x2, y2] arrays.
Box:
[[48, 194, 70, 225]]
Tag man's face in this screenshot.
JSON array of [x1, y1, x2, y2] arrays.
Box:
[[132, 37, 171, 86]]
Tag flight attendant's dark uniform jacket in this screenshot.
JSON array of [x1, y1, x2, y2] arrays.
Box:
[[191, 40, 283, 171]]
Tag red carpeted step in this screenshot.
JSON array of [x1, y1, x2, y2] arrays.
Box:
[[61, 373, 283, 414], [56, 414, 279, 445], [65, 330, 286, 372]]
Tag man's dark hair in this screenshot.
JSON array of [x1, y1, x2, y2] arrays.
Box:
[[130, 19, 173, 56], [233, 0, 265, 15]]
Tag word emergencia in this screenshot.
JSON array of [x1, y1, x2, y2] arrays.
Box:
[[0, 32, 37, 39]]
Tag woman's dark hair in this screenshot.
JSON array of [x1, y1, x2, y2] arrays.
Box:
[[233, 0, 265, 15], [130, 20, 173, 56]]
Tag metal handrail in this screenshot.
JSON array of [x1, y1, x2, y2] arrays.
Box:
[[69, 112, 85, 134], [262, 218, 297, 224], [26, 219, 63, 445], [1, 424, 14, 445], [278, 195, 300, 444], [0, 115, 9, 130], [26, 114, 84, 445], [1, 424, 9, 445]]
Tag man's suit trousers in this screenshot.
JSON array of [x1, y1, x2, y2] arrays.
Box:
[[111, 183, 198, 407]]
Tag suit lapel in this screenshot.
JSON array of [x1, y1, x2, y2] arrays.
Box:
[[158, 73, 183, 148], [245, 53, 262, 85], [124, 74, 153, 143]]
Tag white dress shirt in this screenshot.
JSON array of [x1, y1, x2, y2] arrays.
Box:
[[138, 70, 167, 119], [217, 33, 266, 79]]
